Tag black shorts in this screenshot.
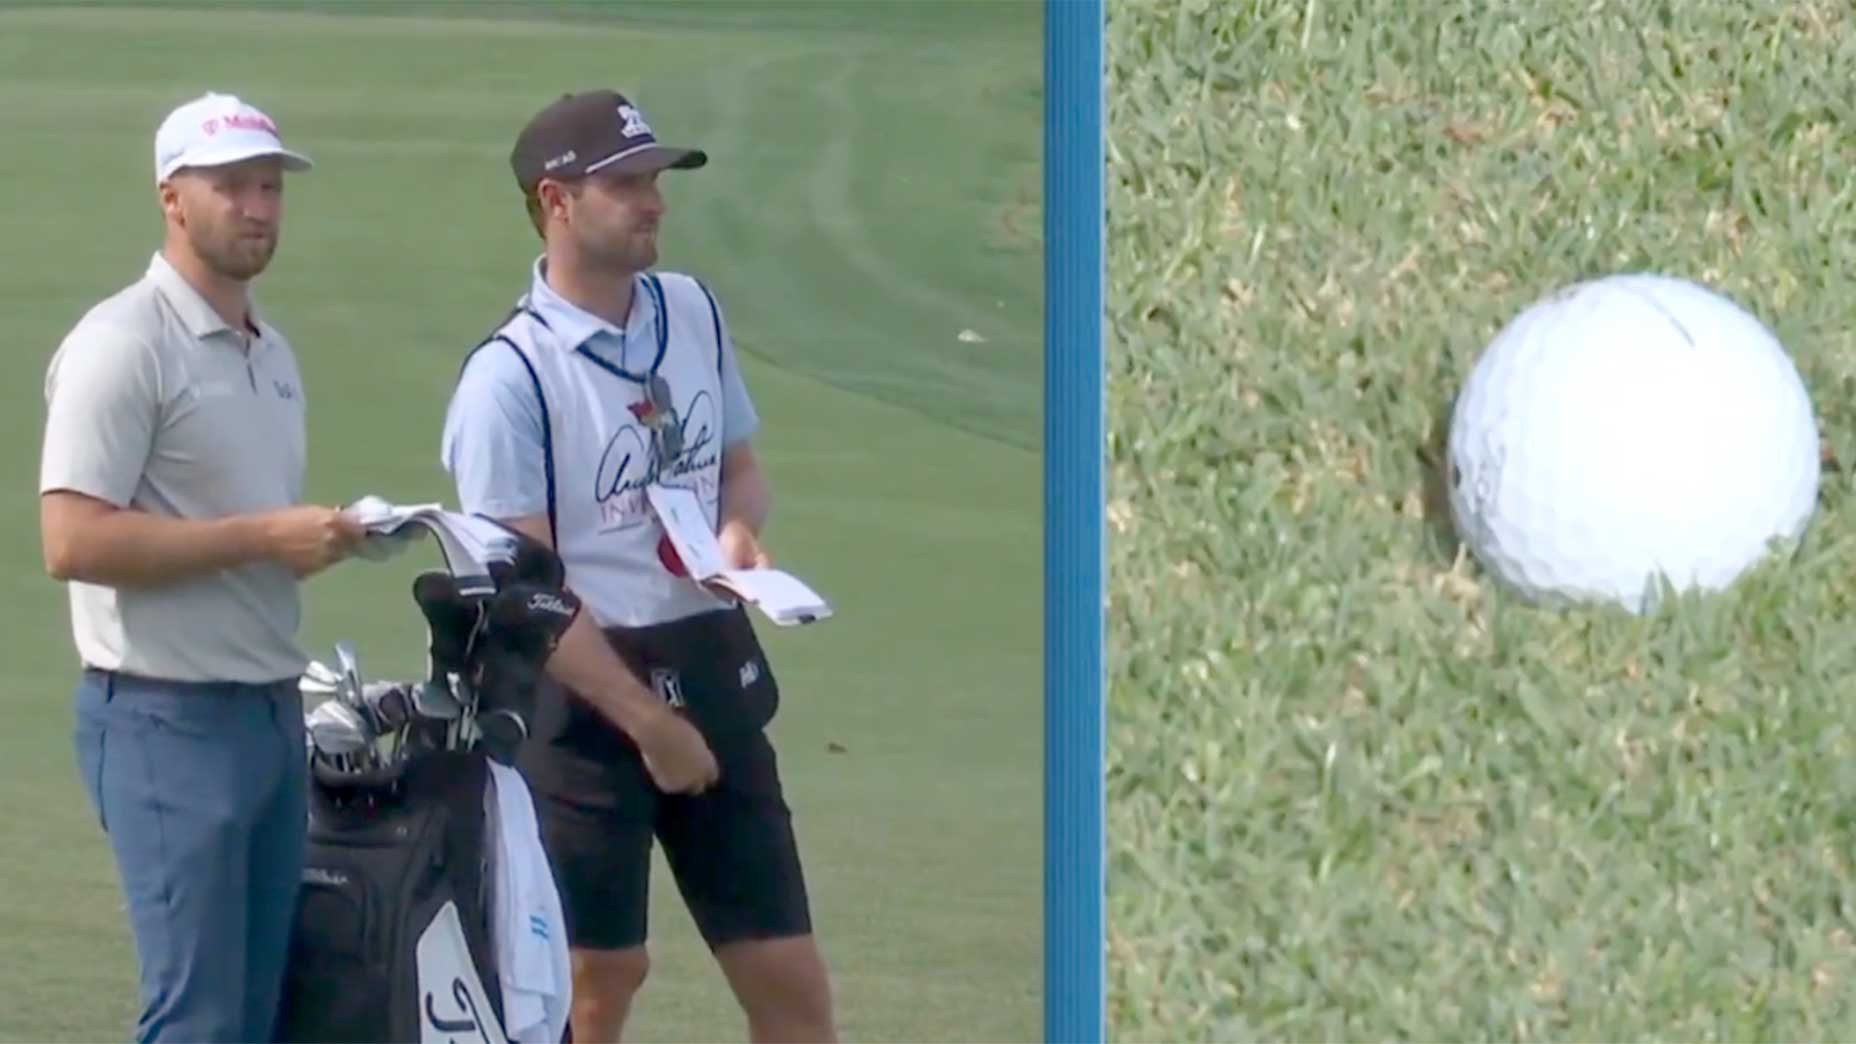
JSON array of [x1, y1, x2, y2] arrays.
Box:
[[516, 606, 813, 951]]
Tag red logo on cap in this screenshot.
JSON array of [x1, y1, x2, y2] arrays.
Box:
[[200, 112, 278, 137]]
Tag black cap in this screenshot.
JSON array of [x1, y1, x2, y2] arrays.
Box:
[[510, 90, 707, 194]]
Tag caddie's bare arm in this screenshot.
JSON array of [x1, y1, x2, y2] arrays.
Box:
[[493, 512, 719, 791], [718, 442, 771, 536]]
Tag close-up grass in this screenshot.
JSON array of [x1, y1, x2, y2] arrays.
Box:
[[1107, 1, 1856, 1040]]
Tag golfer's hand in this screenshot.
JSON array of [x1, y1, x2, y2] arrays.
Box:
[[263, 506, 367, 577], [718, 520, 771, 570], [634, 707, 720, 794]]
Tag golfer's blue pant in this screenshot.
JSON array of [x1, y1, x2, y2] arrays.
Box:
[[73, 668, 308, 1044]]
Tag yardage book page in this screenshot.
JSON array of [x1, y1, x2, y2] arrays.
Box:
[[645, 484, 835, 626]]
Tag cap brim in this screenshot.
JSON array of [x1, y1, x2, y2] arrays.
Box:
[[587, 144, 708, 176], [160, 145, 314, 182]]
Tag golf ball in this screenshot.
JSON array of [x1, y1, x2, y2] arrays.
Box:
[[1446, 272, 1821, 613]]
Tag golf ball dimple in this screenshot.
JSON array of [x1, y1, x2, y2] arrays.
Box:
[[1446, 273, 1821, 613]]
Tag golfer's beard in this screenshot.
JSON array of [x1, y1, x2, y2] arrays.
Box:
[[192, 225, 276, 281]]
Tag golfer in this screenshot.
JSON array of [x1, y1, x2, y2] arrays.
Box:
[[439, 89, 837, 1043], [38, 91, 364, 1042]]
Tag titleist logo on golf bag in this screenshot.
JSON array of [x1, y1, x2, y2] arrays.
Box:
[[426, 984, 487, 1036], [416, 900, 507, 1044]]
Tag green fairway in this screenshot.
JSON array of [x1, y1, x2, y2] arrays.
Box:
[[0, 3, 1041, 1041], [1110, 1, 1856, 1040]]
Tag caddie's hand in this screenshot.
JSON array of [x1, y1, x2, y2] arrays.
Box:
[[634, 706, 720, 794], [718, 519, 771, 571], [263, 505, 368, 577]]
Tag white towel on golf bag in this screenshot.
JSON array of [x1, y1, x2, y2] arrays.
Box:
[[486, 761, 572, 1043]]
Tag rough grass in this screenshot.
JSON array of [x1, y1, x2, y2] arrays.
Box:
[[1107, 1, 1856, 1039]]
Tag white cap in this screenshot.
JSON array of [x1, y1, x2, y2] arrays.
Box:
[[153, 92, 313, 185]]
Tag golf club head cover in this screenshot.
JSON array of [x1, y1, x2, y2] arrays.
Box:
[[476, 709, 529, 767], [470, 581, 581, 764], [486, 529, 567, 592], [411, 570, 484, 681]]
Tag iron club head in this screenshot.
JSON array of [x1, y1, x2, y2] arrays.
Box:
[[334, 641, 364, 707], [306, 699, 372, 760]]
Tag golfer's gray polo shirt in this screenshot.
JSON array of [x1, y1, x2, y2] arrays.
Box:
[[40, 252, 310, 684]]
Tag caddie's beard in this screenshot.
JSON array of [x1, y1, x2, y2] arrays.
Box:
[[578, 228, 657, 276], [191, 221, 278, 282]]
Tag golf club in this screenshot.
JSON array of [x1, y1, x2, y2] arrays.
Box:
[[300, 675, 339, 698], [362, 681, 413, 730], [335, 641, 364, 707], [413, 571, 486, 754], [306, 699, 373, 774], [471, 581, 580, 764], [300, 659, 342, 697], [360, 680, 415, 763]]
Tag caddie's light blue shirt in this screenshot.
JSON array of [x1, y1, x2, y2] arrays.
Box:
[[440, 260, 760, 521]]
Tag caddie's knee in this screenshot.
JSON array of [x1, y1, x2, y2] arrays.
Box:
[[575, 945, 650, 1002]]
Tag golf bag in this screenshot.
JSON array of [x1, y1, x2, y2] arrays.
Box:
[[278, 520, 578, 1044], [276, 751, 506, 1044]]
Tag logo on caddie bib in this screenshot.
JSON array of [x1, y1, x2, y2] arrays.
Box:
[[594, 387, 719, 532]]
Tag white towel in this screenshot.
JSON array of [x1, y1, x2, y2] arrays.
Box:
[[485, 761, 572, 1043]]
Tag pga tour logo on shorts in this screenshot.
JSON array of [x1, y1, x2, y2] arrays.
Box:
[[651, 668, 685, 709]]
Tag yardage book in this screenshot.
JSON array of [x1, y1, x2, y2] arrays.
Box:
[[645, 484, 835, 627]]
